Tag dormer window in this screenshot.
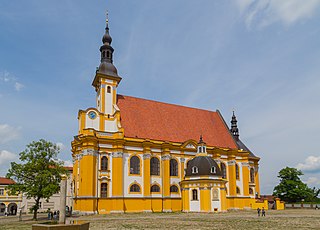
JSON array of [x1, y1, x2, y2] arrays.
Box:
[[192, 166, 198, 174], [211, 166, 216, 173], [202, 146, 206, 153], [198, 146, 202, 153]]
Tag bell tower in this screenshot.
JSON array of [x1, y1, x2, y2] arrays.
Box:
[[92, 12, 121, 115]]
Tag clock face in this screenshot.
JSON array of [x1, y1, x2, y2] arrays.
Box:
[[88, 111, 97, 119]]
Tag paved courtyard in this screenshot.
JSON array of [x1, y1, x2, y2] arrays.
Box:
[[0, 209, 319, 229]]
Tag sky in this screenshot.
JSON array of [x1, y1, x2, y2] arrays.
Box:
[[0, 0, 320, 194]]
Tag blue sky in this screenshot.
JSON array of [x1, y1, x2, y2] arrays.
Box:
[[1, 0, 320, 194]]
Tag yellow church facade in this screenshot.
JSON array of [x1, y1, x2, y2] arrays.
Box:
[[71, 17, 265, 214]]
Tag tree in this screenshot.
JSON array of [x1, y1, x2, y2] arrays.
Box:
[[6, 139, 67, 220], [306, 187, 320, 203], [273, 167, 317, 203]]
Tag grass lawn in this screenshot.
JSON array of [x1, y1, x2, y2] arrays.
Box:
[[1, 209, 319, 229]]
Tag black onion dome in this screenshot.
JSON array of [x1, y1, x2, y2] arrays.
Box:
[[98, 62, 118, 77], [185, 156, 222, 177], [102, 29, 112, 44]]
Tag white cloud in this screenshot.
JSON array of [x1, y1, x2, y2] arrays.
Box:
[[56, 142, 65, 151], [236, 0, 320, 28], [0, 150, 18, 166], [0, 70, 16, 82], [297, 156, 320, 173], [305, 176, 320, 186], [0, 124, 21, 144], [63, 160, 73, 167], [14, 82, 24, 91], [0, 70, 25, 92]]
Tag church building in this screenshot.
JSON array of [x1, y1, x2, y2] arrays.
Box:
[[71, 17, 262, 214]]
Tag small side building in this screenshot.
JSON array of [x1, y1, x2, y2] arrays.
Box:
[[0, 177, 22, 215]]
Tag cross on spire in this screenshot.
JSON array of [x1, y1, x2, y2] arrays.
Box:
[[106, 10, 109, 28]]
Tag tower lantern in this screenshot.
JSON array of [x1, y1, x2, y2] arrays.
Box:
[[230, 111, 239, 140]]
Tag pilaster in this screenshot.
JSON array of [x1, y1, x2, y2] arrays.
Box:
[[242, 160, 250, 196], [181, 188, 190, 212], [180, 157, 185, 179], [254, 164, 260, 196], [227, 156, 236, 196], [200, 187, 210, 212], [162, 145, 171, 211], [220, 187, 227, 211], [143, 153, 151, 197], [111, 150, 124, 197]]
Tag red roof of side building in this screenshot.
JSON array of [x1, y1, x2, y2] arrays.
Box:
[[117, 95, 238, 149], [0, 177, 15, 185], [64, 166, 73, 171]]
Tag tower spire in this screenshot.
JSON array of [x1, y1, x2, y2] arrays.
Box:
[[93, 11, 121, 82], [230, 111, 239, 140]]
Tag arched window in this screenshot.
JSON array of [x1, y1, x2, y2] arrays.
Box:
[[170, 159, 178, 176], [102, 51, 106, 58], [101, 156, 108, 170], [192, 166, 198, 174], [130, 156, 140, 175], [170, 185, 179, 193], [211, 166, 216, 173], [235, 164, 239, 180], [101, 183, 108, 198], [130, 184, 141, 192], [150, 157, 160, 176], [221, 162, 227, 179], [236, 187, 241, 195], [150, 184, 160, 193], [198, 146, 202, 153], [249, 188, 253, 195], [107, 86, 111, 93], [192, 189, 198, 200], [107, 51, 110, 58], [250, 168, 255, 183]]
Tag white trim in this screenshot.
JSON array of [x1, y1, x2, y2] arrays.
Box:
[[99, 144, 113, 148], [151, 148, 161, 153], [124, 146, 143, 151], [171, 150, 180, 154]]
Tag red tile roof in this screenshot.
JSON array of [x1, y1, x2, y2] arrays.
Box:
[[0, 177, 15, 185], [117, 95, 237, 149], [64, 166, 73, 171]]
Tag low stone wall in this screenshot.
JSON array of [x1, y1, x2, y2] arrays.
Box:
[[285, 203, 319, 209], [32, 222, 89, 230]]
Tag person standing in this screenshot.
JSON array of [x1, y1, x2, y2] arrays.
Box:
[[257, 207, 261, 217], [262, 207, 266, 217]]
